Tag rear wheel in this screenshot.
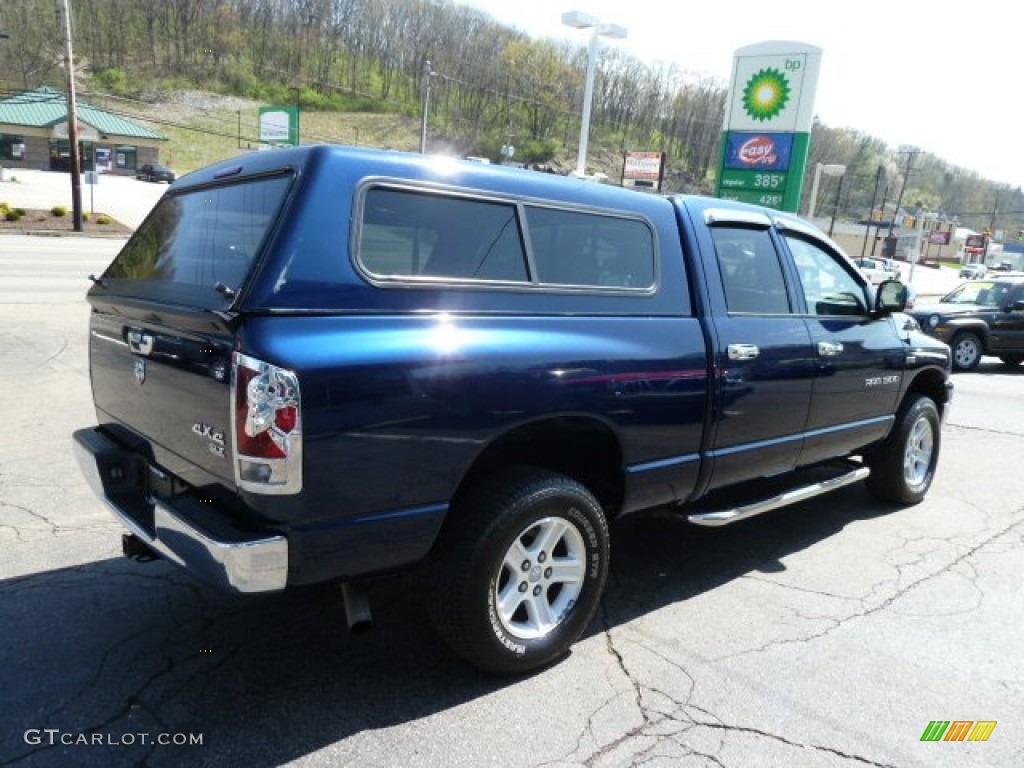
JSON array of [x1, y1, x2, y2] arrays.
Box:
[[950, 332, 982, 371], [428, 468, 609, 675], [865, 395, 941, 505]]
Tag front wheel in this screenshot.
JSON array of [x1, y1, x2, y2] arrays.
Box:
[[951, 332, 983, 371], [428, 468, 610, 675], [865, 395, 941, 505]]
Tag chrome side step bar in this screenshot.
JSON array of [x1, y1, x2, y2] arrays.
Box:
[[687, 466, 870, 527]]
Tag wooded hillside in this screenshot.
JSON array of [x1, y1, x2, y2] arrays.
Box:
[[1, 0, 1020, 233]]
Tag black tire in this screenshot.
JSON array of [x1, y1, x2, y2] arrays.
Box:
[[999, 354, 1024, 368], [950, 332, 982, 371], [865, 395, 941, 505], [428, 468, 610, 675]]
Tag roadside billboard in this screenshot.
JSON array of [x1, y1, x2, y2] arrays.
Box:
[[715, 41, 822, 213], [622, 151, 663, 191], [258, 105, 299, 147]]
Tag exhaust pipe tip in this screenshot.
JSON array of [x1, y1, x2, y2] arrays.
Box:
[[341, 582, 373, 635]]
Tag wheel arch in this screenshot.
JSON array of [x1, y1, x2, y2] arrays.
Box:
[[947, 320, 991, 350], [903, 366, 951, 418], [453, 414, 625, 518]]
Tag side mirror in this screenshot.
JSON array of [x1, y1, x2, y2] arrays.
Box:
[[875, 279, 907, 315], [1012, 300, 1024, 313]]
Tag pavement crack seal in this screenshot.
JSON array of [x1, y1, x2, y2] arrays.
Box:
[[713, 511, 1024, 662], [687, 711, 896, 767]]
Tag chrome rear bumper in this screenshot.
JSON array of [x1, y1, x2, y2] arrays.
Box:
[[72, 427, 288, 593]]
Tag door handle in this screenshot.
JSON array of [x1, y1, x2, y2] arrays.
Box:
[[727, 343, 760, 361], [818, 341, 844, 357]]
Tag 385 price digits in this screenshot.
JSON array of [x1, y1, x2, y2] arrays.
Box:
[[753, 173, 784, 189]]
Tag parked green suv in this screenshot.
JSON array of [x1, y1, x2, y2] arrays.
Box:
[[911, 277, 1024, 370]]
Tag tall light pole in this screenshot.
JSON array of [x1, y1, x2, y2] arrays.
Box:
[[60, 0, 83, 231], [806, 162, 845, 220], [561, 11, 626, 178]]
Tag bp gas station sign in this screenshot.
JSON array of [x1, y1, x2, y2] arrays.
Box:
[[715, 42, 822, 213]]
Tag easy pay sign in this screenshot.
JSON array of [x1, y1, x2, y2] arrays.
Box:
[[715, 42, 822, 213]]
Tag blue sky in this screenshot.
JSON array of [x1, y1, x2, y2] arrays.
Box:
[[459, 0, 1019, 189]]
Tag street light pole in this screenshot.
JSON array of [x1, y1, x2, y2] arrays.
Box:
[[562, 11, 626, 178], [806, 162, 845, 220]]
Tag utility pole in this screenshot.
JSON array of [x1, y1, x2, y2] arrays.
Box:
[[420, 60, 433, 154], [871, 182, 890, 257], [862, 164, 885, 256], [886, 147, 920, 254], [828, 173, 844, 237], [988, 191, 999, 234], [60, 0, 83, 232]]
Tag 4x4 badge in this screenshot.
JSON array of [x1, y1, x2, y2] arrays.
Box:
[[134, 357, 146, 385]]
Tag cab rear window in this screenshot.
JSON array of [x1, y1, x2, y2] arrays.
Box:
[[101, 173, 292, 309]]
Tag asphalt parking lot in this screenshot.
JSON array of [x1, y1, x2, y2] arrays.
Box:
[[0, 235, 1021, 768]]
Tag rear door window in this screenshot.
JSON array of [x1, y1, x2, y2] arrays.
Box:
[[711, 227, 791, 314], [101, 173, 292, 309]]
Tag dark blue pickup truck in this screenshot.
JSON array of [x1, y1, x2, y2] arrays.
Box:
[[74, 145, 952, 674]]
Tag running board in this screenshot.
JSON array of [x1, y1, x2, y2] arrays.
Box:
[[687, 466, 870, 527]]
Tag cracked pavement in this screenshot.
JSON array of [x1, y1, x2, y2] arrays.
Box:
[[1, 236, 1021, 767]]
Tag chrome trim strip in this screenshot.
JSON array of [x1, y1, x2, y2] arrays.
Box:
[[687, 466, 870, 527], [90, 329, 128, 347], [627, 453, 700, 474]]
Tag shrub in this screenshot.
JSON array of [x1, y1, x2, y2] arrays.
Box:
[[96, 67, 129, 93], [0, 201, 9, 213], [82, 211, 90, 221], [5, 209, 22, 221], [14, 207, 26, 216], [96, 214, 112, 225], [51, 205, 68, 217]]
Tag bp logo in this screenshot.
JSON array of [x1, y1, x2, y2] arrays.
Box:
[[742, 68, 791, 122]]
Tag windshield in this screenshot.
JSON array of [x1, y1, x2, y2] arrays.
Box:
[[101, 173, 292, 309], [940, 280, 1010, 307]]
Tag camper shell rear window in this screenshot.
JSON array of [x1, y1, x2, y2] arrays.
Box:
[[355, 183, 656, 292], [100, 172, 293, 309]]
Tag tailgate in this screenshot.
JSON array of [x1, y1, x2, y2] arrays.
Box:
[[89, 304, 235, 487]]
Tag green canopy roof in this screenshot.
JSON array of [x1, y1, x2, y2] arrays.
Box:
[[0, 86, 166, 140]]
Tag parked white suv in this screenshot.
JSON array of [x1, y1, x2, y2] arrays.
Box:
[[853, 257, 894, 285]]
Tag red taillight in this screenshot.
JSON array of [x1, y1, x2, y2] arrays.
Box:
[[275, 406, 298, 433], [232, 353, 302, 493]]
